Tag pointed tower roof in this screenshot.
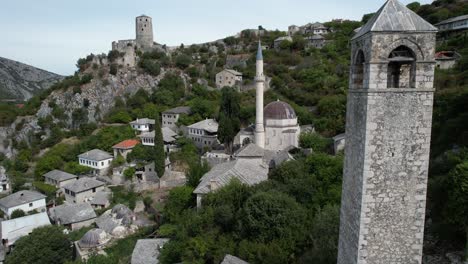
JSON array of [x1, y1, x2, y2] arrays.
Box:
[[353, 0, 437, 40], [256, 41, 263, 60]]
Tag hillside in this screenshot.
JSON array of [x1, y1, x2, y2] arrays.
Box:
[[0, 0, 467, 263], [0, 57, 63, 101]]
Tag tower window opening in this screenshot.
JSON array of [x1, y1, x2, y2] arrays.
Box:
[[352, 50, 365, 89], [387, 46, 416, 88]]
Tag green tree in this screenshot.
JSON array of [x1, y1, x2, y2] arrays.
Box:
[[187, 161, 210, 188], [217, 87, 241, 153], [163, 186, 195, 222], [241, 191, 306, 242], [175, 54, 192, 69], [10, 209, 26, 219], [445, 160, 468, 259], [6, 225, 72, 264], [123, 167, 136, 180], [154, 112, 166, 177], [299, 132, 331, 153]]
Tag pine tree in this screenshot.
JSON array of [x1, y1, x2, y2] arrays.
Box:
[[154, 111, 165, 177], [218, 87, 241, 153]]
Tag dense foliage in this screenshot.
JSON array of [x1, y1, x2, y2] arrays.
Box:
[[5, 226, 72, 264]]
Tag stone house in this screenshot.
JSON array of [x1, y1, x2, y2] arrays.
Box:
[[273, 36, 293, 50], [302, 22, 329, 35], [194, 146, 268, 208], [0, 190, 46, 218], [90, 191, 111, 210], [187, 119, 219, 149], [435, 14, 468, 32], [306, 35, 328, 49], [435, 51, 461, 69], [162, 106, 191, 130], [78, 149, 113, 176], [63, 177, 106, 204], [43, 170, 78, 193], [130, 118, 155, 133], [0, 212, 51, 247], [139, 127, 178, 150], [216, 69, 243, 89], [332, 133, 345, 154], [112, 139, 140, 159], [288, 25, 301, 36], [49, 203, 97, 231]]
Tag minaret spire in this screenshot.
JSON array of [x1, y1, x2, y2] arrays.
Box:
[[254, 41, 265, 148]]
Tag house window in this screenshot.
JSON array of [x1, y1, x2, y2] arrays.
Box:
[[92, 188, 96, 193], [29, 203, 33, 207], [101, 162, 104, 166]]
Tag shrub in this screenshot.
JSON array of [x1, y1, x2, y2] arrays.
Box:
[[11, 209, 26, 219], [139, 59, 161, 76], [110, 63, 118, 75], [299, 133, 331, 153], [123, 167, 136, 180]]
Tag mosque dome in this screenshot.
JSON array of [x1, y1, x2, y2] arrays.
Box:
[[264, 100, 297, 120], [78, 228, 108, 248]]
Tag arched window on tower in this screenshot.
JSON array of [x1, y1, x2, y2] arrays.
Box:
[[387, 46, 416, 88], [352, 50, 365, 89]]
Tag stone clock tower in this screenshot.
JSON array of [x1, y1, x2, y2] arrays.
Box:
[[337, 0, 438, 263]]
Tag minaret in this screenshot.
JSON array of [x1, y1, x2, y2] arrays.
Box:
[[254, 42, 265, 148]]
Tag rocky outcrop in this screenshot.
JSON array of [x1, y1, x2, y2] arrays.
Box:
[[0, 57, 63, 101], [37, 68, 169, 125]]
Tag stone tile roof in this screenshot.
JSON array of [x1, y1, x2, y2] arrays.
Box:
[[43, 169, 78, 182], [0, 190, 46, 208], [1, 212, 51, 245], [63, 177, 105, 193], [188, 119, 219, 133], [139, 128, 178, 143], [49, 203, 97, 225], [90, 191, 111, 206], [333, 133, 346, 141], [78, 228, 109, 248], [223, 69, 243, 76], [194, 159, 268, 194], [112, 139, 140, 150], [130, 118, 155, 125], [435, 14, 468, 26], [78, 149, 113, 161], [131, 239, 170, 264], [162, 127, 177, 143], [353, 0, 437, 40], [163, 106, 192, 115], [221, 254, 249, 264], [235, 143, 265, 158], [275, 36, 293, 42]]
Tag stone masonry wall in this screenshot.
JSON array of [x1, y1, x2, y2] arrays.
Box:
[[358, 89, 434, 264], [337, 90, 369, 263]]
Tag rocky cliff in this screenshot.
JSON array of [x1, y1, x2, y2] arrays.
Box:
[[0, 57, 63, 101]]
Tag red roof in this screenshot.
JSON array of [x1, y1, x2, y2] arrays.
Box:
[[112, 139, 140, 149]]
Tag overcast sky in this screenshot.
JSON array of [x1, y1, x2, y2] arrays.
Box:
[[0, 0, 432, 75]]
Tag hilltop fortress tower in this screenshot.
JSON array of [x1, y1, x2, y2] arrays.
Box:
[[112, 15, 154, 52], [337, 0, 437, 263], [135, 15, 154, 50]]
